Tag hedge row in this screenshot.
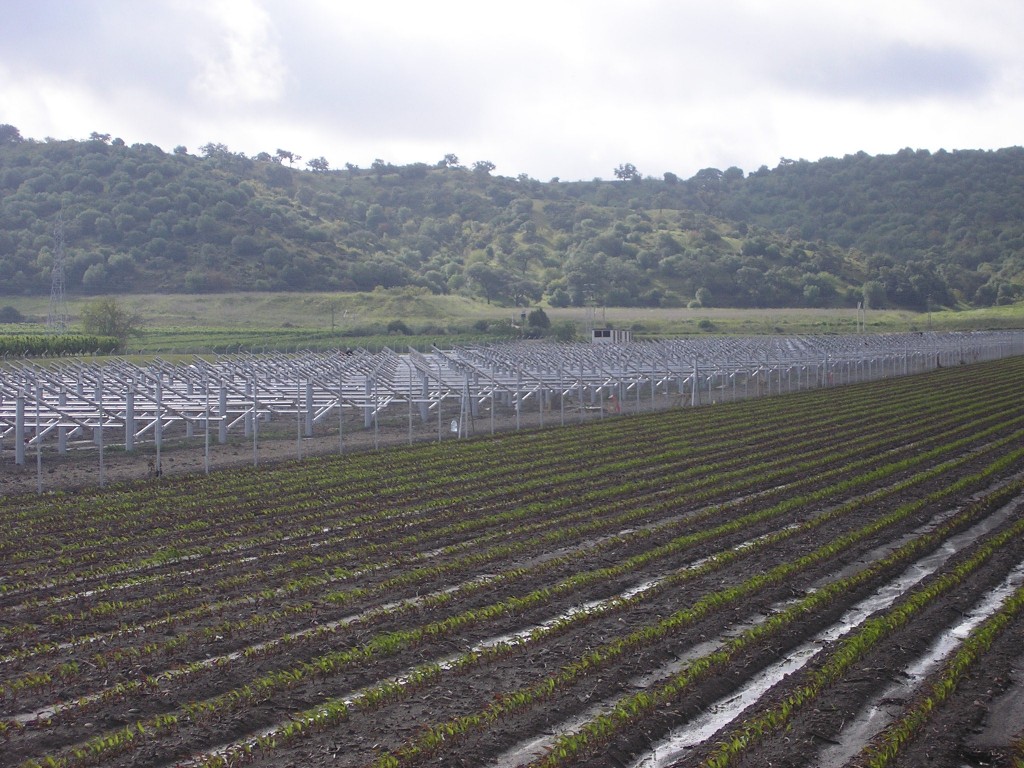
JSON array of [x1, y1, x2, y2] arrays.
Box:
[[0, 334, 121, 357]]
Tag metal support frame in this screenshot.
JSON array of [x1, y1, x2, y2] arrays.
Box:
[[2, 331, 1023, 470]]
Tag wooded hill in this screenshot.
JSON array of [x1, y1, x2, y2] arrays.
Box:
[[1, 127, 1022, 311]]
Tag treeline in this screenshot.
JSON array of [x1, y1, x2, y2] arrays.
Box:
[[0, 126, 1022, 310], [0, 334, 121, 357], [722, 148, 1024, 309]]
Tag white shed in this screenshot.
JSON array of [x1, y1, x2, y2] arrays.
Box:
[[591, 328, 632, 344]]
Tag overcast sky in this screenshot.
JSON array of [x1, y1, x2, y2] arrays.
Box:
[[2, 0, 1022, 181]]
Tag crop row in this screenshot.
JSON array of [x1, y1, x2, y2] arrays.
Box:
[[1, 382, 913, 588], [8, 360, 1015, 618], [373, 467, 1024, 768], [16, 409, 1023, 767], [696, 516, 1024, 767], [5, 384, 1021, 713], [6, 420, 991, 723], [2, 356, 1023, 768], [7, 373, 1012, 662], [856, 580, 1024, 768], [1, 367, 964, 579], [4, 355, 1011, 554], [199, 474, 1024, 768], [4, 372, 1007, 655]]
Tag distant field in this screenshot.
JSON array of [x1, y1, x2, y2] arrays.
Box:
[[0, 290, 495, 329], [546, 302, 1024, 335], [2, 291, 1023, 353]]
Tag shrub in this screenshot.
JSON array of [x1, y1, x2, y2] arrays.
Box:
[[0, 305, 24, 323], [386, 319, 412, 335], [527, 307, 550, 329]]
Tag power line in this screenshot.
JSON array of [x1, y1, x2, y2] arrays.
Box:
[[47, 210, 70, 333]]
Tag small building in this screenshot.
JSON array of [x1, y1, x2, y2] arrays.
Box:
[[591, 328, 632, 344]]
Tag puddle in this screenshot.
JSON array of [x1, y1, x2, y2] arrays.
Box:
[[815, 558, 1024, 768], [175, 529, 775, 768], [625, 501, 1023, 768], [486, 495, 1021, 768]]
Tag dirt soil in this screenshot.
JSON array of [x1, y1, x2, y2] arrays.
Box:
[[0, 405, 585, 496], [3, 364, 1024, 768], [6, 463, 1023, 768]]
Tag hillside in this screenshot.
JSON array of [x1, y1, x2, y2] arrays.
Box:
[[1, 126, 1022, 310], [725, 147, 1024, 309]]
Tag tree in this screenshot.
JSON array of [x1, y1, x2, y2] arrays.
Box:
[[473, 160, 496, 175], [0, 305, 24, 322], [614, 163, 640, 181], [802, 283, 822, 306], [465, 262, 510, 304], [306, 156, 330, 172], [199, 142, 230, 158], [722, 166, 744, 182], [527, 307, 550, 329], [386, 319, 412, 335], [79, 297, 142, 348], [548, 288, 570, 307], [510, 277, 542, 306], [276, 148, 300, 165], [264, 162, 293, 188], [862, 280, 887, 309], [88, 132, 111, 143], [0, 124, 23, 143], [173, 145, 188, 155], [82, 263, 110, 292], [693, 167, 723, 214], [439, 153, 461, 168]]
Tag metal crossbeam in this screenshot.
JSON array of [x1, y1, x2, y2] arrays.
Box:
[[1, 331, 1022, 469]]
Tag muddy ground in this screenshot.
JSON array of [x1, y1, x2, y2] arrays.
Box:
[[3, 363, 1024, 768]]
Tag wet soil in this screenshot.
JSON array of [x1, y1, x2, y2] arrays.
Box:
[[3, 363, 1024, 768]]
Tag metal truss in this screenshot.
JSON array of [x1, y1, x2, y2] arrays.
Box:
[[2, 330, 1022, 470]]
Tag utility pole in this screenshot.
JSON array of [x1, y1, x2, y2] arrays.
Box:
[[47, 211, 69, 333]]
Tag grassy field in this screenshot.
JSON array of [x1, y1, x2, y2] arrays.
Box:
[[2, 290, 1023, 353], [546, 302, 1024, 335]]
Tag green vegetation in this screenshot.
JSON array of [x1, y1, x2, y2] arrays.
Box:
[[1, 130, 1022, 313], [77, 297, 141, 350], [2, 291, 1022, 356], [858, 582, 1024, 768], [3, 358, 1024, 767], [0, 333, 120, 356]]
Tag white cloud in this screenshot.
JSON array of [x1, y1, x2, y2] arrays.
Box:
[[1, 0, 1022, 179], [187, 0, 285, 104]]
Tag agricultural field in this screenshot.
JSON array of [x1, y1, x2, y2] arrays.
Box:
[[3, 291, 1024, 355], [2, 356, 1024, 768]]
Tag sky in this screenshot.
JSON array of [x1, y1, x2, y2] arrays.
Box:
[[2, 0, 1022, 181]]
